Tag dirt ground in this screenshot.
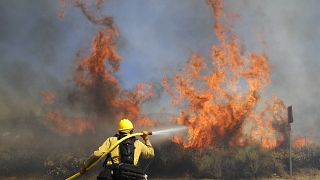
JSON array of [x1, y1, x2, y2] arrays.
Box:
[[268, 172, 320, 180]]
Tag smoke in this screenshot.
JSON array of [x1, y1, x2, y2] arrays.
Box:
[[0, 1, 105, 177], [0, 0, 58, 137], [1, 0, 320, 178]]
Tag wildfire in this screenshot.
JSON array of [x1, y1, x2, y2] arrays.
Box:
[[246, 98, 287, 149], [164, 0, 286, 149], [50, 0, 287, 145], [42, 0, 155, 136], [293, 136, 313, 148]]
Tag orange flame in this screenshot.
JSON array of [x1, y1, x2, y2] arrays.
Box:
[[71, 1, 154, 124], [293, 136, 313, 148], [96, 0, 103, 9], [72, 25, 155, 127], [46, 112, 95, 136], [58, 0, 65, 20], [41, 90, 56, 105], [245, 98, 287, 149], [164, 0, 286, 149], [43, 1, 155, 135]]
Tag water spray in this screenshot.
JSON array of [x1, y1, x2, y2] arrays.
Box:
[[150, 126, 187, 136]]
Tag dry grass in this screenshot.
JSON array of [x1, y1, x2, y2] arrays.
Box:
[[1, 170, 320, 180]]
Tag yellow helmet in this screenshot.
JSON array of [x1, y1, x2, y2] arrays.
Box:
[[118, 119, 134, 132]]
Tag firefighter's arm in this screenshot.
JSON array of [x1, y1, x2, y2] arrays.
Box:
[[81, 138, 111, 172], [139, 137, 154, 159]]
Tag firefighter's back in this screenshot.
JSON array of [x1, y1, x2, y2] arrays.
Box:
[[97, 132, 152, 180]]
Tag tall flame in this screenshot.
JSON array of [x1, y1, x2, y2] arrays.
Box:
[[164, 0, 286, 149], [43, 0, 155, 136]]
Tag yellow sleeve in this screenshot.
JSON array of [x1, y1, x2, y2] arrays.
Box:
[[84, 138, 112, 168], [93, 138, 112, 156], [139, 139, 154, 159]]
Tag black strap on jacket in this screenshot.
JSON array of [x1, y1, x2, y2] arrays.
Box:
[[103, 153, 114, 168], [102, 134, 137, 167], [115, 133, 137, 165]]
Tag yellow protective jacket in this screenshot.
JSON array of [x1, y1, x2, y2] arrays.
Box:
[[84, 135, 154, 168]]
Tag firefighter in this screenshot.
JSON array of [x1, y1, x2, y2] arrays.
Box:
[[79, 118, 154, 179]]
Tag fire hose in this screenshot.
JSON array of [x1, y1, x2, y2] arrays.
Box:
[[65, 132, 152, 180]]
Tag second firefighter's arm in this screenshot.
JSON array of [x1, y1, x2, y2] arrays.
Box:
[[83, 138, 111, 168]]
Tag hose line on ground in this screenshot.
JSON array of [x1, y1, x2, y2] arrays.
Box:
[[65, 132, 144, 180]]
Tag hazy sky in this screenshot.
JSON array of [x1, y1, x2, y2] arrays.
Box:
[[1, 0, 319, 140]]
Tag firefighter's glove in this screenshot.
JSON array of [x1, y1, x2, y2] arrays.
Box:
[[141, 130, 149, 141], [80, 167, 87, 174]]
